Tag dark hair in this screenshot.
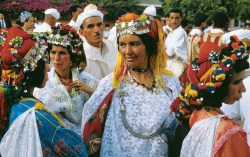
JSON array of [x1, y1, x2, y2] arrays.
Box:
[[206, 19, 213, 26], [169, 8, 182, 17], [69, 4, 82, 15], [115, 9, 128, 20], [15, 18, 22, 27], [20, 59, 46, 99], [212, 12, 229, 29], [245, 23, 250, 28], [105, 23, 110, 27], [165, 12, 170, 18], [193, 12, 208, 27], [181, 19, 191, 27]]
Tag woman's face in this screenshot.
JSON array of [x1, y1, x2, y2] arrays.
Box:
[[118, 34, 148, 69], [223, 70, 246, 104], [24, 17, 35, 30], [40, 63, 50, 88], [50, 45, 71, 71]]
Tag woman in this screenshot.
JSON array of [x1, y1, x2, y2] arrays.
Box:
[[82, 13, 181, 156], [34, 24, 98, 136], [0, 25, 87, 156], [19, 11, 35, 32], [170, 36, 250, 157]]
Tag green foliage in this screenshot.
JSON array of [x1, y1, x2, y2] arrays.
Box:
[[161, 0, 250, 21]]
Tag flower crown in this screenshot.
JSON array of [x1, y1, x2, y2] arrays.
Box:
[[0, 29, 8, 46], [47, 24, 86, 69], [115, 14, 152, 36], [10, 32, 49, 74], [171, 35, 249, 121]]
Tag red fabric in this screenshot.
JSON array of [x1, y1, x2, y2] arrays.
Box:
[[181, 41, 222, 86], [83, 90, 114, 156], [0, 91, 8, 133], [1, 27, 35, 70]]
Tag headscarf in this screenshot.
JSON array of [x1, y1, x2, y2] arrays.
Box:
[[112, 12, 173, 89], [19, 11, 32, 23], [170, 35, 249, 122], [76, 9, 103, 28]]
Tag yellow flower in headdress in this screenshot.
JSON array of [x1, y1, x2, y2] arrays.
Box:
[[215, 73, 226, 81], [189, 89, 198, 98]]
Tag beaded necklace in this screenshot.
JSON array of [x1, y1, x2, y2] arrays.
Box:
[[127, 70, 159, 94]]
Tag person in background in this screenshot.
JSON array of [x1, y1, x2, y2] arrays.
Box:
[[187, 12, 208, 63], [33, 25, 98, 136], [82, 12, 181, 157], [142, 5, 157, 18], [103, 23, 110, 39], [165, 8, 188, 63], [18, 11, 35, 32], [244, 23, 250, 30], [189, 12, 208, 37], [181, 18, 192, 35], [68, 4, 83, 30], [33, 8, 60, 32], [0, 26, 87, 157], [162, 12, 172, 38], [170, 36, 250, 157], [0, 12, 12, 29], [76, 9, 116, 80]]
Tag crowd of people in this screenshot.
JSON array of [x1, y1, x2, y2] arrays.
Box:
[[0, 3, 250, 157]]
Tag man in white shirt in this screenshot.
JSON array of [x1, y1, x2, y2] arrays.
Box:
[[68, 4, 83, 30], [165, 8, 188, 62], [76, 9, 116, 80], [33, 8, 60, 32]]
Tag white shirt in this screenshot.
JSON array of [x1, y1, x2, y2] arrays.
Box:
[[68, 19, 79, 30], [222, 29, 250, 44], [165, 26, 189, 62], [204, 26, 213, 34], [33, 22, 51, 32], [83, 39, 117, 80], [189, 28, 203, 36]]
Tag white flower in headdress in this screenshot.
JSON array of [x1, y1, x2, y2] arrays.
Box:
[[121, 22, 126, 28]]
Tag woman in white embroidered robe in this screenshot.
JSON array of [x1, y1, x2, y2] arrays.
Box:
[[82, 13, 181, 157], [34, 25, 98, 136]]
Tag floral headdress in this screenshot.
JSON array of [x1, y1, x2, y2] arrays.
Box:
[[0, 27, 49, 132], [112, 13, 173, 89], [0, 29, 8, 46], [170, 35, 249, 122], [47, 24, 86, 70], [115, 13, 152, 36]]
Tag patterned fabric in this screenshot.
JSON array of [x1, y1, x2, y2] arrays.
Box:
[[0, 107, 43, 157], [34, 67, 98, 136], [1, 98, 87, 157], [180, 115, 224, 157], [82, 73, 181, 157], [83, 90, 114, 156]]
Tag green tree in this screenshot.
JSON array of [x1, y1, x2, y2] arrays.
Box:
[[160, 0, 250, 21]]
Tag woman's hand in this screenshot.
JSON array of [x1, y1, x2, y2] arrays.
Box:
[[71, 80, 94, 95]]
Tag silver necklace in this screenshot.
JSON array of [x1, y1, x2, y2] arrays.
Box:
[[118, 81, 166, 139]]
